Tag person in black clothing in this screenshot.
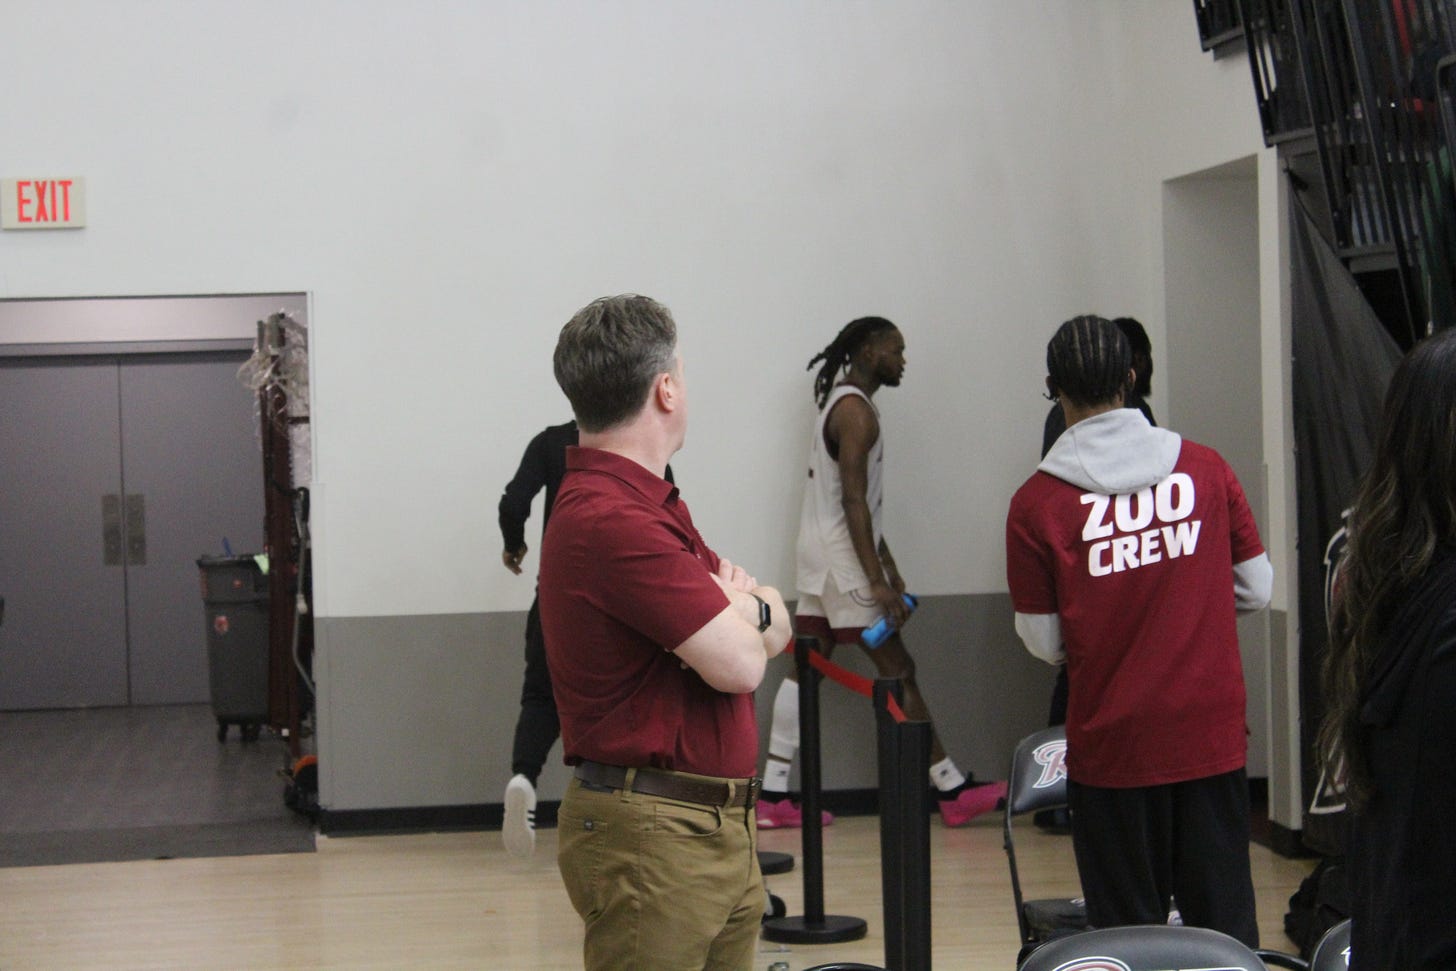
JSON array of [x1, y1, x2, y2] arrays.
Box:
[[1319, 328, 1456, 970], [499, 420, 578, 857], [498, 419, 674, 856], [1035, 316, 1157, 834]]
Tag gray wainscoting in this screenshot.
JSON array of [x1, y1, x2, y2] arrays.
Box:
[[313, 595, 1282, 820], [313, 594, 1056, 815]]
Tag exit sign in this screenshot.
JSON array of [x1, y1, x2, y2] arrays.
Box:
[[1, 177, 86, 229]]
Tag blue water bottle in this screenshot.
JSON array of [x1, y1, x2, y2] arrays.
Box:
[[861, 593, 918, 648]]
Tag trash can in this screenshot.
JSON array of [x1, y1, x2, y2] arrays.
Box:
[[197, 555, 270, 742]]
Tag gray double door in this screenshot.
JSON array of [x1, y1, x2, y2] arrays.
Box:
[[0, 352, 264, 710]]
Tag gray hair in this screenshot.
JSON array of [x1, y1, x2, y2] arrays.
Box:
[[553, 294, 678, 432]]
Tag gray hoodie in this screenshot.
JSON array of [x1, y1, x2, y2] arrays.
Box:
[[1039, 407, 1181, 495]]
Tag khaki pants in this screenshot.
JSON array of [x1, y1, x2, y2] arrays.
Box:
[[557, 775, 764, 971]]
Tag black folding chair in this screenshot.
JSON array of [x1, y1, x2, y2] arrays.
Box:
[[1308, 917, 1351, 970], [1256, 946, 1311, 969], [1018, 924, 1268, 971], [1243, 916, 1348, 969], [1004, 725, 1088, 957]]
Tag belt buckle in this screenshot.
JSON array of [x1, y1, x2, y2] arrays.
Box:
[[744, 777, 762, 809]]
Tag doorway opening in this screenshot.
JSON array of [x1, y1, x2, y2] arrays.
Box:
[[0, 293, 315, 865]]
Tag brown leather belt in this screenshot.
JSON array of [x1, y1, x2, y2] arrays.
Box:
[[574, 760, 761, 809]]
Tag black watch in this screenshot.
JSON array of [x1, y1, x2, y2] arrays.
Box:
[[751, 593, 771, 633]]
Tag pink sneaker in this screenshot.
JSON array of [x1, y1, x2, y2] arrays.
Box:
[[937, 781, 1008, 828], [755, 796, 835, 829]]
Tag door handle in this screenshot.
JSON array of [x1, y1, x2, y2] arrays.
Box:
[[102, 494, 123, 566], [124, 493, 146, 566]]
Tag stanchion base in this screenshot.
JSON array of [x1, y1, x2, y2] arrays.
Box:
[[758, 850, 795, 875], [760, 914, 868, 944]]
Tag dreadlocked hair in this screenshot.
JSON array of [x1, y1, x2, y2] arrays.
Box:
[[806, 316, 897, 408], [1045, 315, 1131, 408]]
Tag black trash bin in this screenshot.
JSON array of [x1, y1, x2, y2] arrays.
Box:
[[197, 555, 270, 742]]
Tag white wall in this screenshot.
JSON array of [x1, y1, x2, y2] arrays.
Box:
[[1109, 6, 1298, 813], [3, 1, 1262, 618], [1102, 5, 1288, 603], [0, 295, 305, 346], [2, 2, 1295, 811], [1162, 163, 1270, 779]]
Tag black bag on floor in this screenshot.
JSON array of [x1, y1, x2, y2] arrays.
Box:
[[1285, 855, 1350, 958]]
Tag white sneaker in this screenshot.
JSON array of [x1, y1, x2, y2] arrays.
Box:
[[502, 774, 536, 857]]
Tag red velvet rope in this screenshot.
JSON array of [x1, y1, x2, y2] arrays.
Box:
[[783, 643, 907, 723]]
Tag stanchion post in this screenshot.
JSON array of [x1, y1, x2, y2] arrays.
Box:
[[897, 719, 933, 971], [798, 635, 826, 922], [760, 636, 869, 946], [874, 677, 907, 971]]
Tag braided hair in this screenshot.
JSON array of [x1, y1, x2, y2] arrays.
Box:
[[806, 316, 897, 408], [1045, 315, 1131, 408]]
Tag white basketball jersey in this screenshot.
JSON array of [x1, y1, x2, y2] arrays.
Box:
[[796, 383, 884, 596]]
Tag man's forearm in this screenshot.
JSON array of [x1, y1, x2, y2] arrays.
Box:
[[499, 439, 548, 549], [877, 538, 902, 586], [843, 499, 886, 586], [498, 487, 534, 550], [499, 517, 527, 553], [750, 585, 790, 658], [677, 582, 789, 694]]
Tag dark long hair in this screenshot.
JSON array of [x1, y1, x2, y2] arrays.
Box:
[[1319, 327, 1456, 806], [806, 316, 897, 408]]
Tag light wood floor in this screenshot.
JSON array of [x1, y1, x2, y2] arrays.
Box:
[[0, 814, 1314, 970]]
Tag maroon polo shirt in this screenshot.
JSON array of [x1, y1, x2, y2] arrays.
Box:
[[538, 446, 760, 779]]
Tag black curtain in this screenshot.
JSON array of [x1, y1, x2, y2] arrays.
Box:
[[1289, 180, 1403, 853]]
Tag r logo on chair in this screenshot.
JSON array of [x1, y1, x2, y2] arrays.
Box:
[[1033, 738, 1068, 790]]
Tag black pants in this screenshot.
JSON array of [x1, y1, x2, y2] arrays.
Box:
[[1068, 768, 1260, 949], [510, 595, 560, 785], [1047, 663, 1069, 726]]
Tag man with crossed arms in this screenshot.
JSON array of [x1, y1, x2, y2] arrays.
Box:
[[540, 294, 790, 971]]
